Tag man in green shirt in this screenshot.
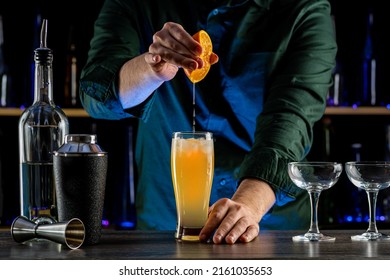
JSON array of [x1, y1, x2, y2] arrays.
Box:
[[80, 0, 337, 243]]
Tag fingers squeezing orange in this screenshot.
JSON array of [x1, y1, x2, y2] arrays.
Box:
[[184, 30, 218, 83]]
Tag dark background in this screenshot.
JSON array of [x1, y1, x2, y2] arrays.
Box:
[[0, 0, 138, 228], [1, 0, 390, 229]]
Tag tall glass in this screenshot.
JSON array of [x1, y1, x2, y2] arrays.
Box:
[[171, 131, 214, 241]]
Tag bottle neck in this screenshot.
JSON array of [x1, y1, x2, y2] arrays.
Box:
[[33, 48, 55, 104], [363, 12, 374, 60]]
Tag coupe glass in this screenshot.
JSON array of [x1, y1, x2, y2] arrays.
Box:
[[345, 161, 390, 241], [288, 162, 342, 241]]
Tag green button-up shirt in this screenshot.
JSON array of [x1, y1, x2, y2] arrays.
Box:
[[80, 0, 337, 230]]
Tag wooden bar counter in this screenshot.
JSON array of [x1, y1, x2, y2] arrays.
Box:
[[1, 227, 390, 260]]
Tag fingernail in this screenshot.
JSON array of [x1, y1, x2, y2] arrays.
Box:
[[226, 235, 236, 244], [196, 58, 204, 68], [195, 45, 202, 55], [213, 234, 223, 243], [189, 62, 197, 70], [152, 54, 161, 63]]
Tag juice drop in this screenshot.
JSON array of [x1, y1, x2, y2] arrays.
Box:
[[192, 82, 196, 132]]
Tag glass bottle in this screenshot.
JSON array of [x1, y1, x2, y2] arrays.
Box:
[[326, 16, 346, 107], [18, 19, 69, 224], [0, 15, 13, 107], [64, 24, 79, 107], [359, 10, 377, 106]]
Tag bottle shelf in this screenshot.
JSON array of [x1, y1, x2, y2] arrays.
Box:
[[1, 106, 390, 118], [0, 107, 89, 117], [325, 106, 390, 115]]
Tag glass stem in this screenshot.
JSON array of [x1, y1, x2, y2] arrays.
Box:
[[308, 191, 321, 234], [366, 190, 379, 233]]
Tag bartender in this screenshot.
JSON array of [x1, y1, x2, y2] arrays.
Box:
[[79, 0, 337, 244]]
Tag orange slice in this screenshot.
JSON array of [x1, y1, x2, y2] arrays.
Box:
[[184, 30, 218, 83]]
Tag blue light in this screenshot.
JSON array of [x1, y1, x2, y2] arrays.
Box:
[[120, 221, 135, 228], [102, 220, 110, 227], [355, 216, 363, 223], [346, 215, 353, 222]]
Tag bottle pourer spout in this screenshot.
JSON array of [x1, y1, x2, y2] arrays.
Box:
[[40, 19, 48, 48]]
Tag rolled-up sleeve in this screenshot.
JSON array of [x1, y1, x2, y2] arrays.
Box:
[[79, 0, 154, 120]]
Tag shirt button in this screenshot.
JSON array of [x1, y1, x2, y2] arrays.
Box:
[[219, 179, 226, 186]]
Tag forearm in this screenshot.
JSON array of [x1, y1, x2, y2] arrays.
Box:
[[118, 53, 165, 109]]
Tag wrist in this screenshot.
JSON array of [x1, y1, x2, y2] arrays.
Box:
[[233, 178, 276, 217]]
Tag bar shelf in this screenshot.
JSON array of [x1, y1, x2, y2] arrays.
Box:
[[1, 106, 390, 118], [325, 106, 390, 116], [0, 107, 89, 117]]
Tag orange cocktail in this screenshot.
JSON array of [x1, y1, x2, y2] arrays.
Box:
[[171, 131, 214, 241]]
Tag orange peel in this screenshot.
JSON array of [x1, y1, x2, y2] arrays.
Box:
[[184, 30, 218, 83]]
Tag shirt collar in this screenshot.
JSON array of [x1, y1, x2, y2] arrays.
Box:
[[225, 0, 272, 8], [252, 0, 272, 8]]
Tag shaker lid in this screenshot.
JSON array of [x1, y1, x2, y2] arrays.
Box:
[[54, 134, 107, 156]]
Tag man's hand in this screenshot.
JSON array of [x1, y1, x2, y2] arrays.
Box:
[[145, 22, 204, 81], [119, 22, 203, 108], [199, 179, 276, 244]]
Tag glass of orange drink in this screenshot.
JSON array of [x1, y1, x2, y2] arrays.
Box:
[[171, 131, 214, 241]]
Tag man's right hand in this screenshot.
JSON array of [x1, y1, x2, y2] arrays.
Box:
[[145, 22, 204, 82]]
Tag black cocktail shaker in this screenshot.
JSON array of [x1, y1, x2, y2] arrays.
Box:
[[53, 134, 107, 245]]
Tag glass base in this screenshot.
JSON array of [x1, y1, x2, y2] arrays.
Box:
[[293, 232, 335, 242], [175, 226, 202, 242], [351, 232, 390, 241]]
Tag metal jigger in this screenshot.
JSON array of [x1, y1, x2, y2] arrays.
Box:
[[11, 216, 85, 250]]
